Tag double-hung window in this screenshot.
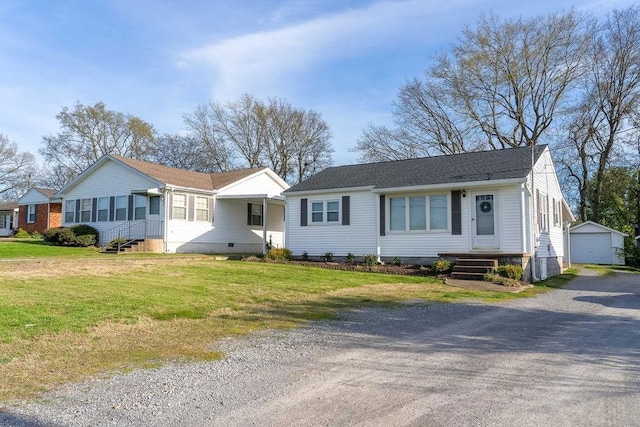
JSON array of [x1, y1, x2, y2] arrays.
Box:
[[389, 194, 449, 232], [97, 197, 109, 221], [149, 196, 160, 215], [196, 197, 209, 221], [65, 200, 75, 223], [537, 191, 548, 232], [80, 198, 91, 222], [552, 198, 561, 227], [115, 196, 127, 221], [134, 195, 146, 220], [172, 194, 187, 220], [27, 205, 36, 223], [311, 200, 339, 224]]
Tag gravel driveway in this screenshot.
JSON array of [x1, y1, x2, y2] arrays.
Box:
[[2, 269, 639, 426]]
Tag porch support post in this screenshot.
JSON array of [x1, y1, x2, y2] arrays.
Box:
[[376, 194, 381, 263], [262, 197, 268, 255]]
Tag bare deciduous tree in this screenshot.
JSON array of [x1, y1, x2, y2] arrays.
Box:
[[354, 10, 590, 161], [558, 6, 640, 222], [184, 94, 333, 184], [0, 134, 37, 201], [40, 101, 157, 182]]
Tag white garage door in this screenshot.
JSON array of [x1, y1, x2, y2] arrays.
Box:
[[571, 232, 612, 264]]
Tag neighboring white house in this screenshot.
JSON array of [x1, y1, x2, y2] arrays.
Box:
[[284, 145, 574, 282], [55, 155, 289, 254], [569, 221, 627, 265], [0, 202, 19, 236]]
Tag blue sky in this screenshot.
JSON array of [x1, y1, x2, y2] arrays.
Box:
[[0, 0, 635, 167]]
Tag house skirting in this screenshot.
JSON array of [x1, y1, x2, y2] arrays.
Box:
[[169, 242, 263, 254]]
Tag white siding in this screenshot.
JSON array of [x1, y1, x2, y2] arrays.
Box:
[[531, 149, 566, 259], [18, 189, 51, 205], [497, 186, 524, 253], [62, 161, 160, 201], [286, 191, 377, 257], [166, 199, 285, 254], [218, 172, 287, 197]]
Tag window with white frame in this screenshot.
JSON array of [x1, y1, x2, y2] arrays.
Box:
[[537, 191, 549, 232], [249, 203, 262, 226], [429, 195, 448, 230], [196, 196, 209, 221], [115, 196, 127, 221], [409, 197, 425, 230], [80, 198, 91, 222], [97, 197, 109, 221], [390, 197, 406, 231], [172, 194, 187, 220], [310, 200, 339, 224], [149, 196, 160, 215], [27, 204, 36, 223], [134, 195, 146, 220], [552, 198, 561, 227], [389, 194, 449, 232], [65, 200, 75, 223]]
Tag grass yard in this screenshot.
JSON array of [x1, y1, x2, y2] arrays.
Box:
[[0, 239, 99, 258], [0, 245, 559, 402]]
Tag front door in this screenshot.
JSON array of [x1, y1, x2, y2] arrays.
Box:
[[472, 193, 499, 249]]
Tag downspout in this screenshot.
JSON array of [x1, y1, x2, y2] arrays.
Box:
[[530, 145, 539, 282], [262, 197, 268, 255], [566, 222, 571, 269], [376, 194, 381, 263], [520, 184, 527, 254], [163, 188, 169, 253]]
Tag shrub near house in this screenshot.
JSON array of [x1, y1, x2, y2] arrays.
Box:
[[43, 225, 99, 247]]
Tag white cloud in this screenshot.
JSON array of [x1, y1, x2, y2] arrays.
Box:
[[180, 0, 461, 100]]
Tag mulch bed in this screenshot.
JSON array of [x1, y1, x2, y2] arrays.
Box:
[[246, 257, 440, 277]]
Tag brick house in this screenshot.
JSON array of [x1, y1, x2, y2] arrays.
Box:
[[17, 188, 62, 234]]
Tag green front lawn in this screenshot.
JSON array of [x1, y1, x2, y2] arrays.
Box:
[[0, 239, 99, 258], [0, 254, 541, 401]]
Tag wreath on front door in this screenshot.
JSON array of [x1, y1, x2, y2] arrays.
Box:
[[479, 201, 492, 213]]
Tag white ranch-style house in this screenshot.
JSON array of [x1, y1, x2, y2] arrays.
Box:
[[56, 155, 289, 253], [284, 145, 574, 282]]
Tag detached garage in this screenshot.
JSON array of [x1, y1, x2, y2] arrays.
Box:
[[569, 221, 627, 265]]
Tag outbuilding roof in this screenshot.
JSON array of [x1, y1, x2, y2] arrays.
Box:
[[285, 144, 547, 193]]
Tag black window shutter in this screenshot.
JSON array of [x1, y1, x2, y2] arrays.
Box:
[[260, 204, 264, 226], [451, 190, 462, 235], [127, 195, 134, 220], [342, 196, 350, 225], [300, 198, 308, 227], [109, 197, 115, 221], [247, 203, 252, 226], [91, 198, 97, 222], [75, 199, 81, 223], [379, 195, 386, 236]]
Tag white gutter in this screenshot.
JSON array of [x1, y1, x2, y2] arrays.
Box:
[[284, 186, 374, 196], [371, 178, 526, 194]]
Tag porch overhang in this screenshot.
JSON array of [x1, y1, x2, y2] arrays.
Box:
[[216, 193, 285, 205], [371, 178, 526, 194]]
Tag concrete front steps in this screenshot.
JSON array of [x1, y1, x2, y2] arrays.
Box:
[[450, 258, 498, 281]]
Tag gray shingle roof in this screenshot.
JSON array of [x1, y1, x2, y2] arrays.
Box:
[[285, 145, 546, 193]]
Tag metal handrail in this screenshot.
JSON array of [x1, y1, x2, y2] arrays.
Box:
[[100, 220, 164, 249]]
